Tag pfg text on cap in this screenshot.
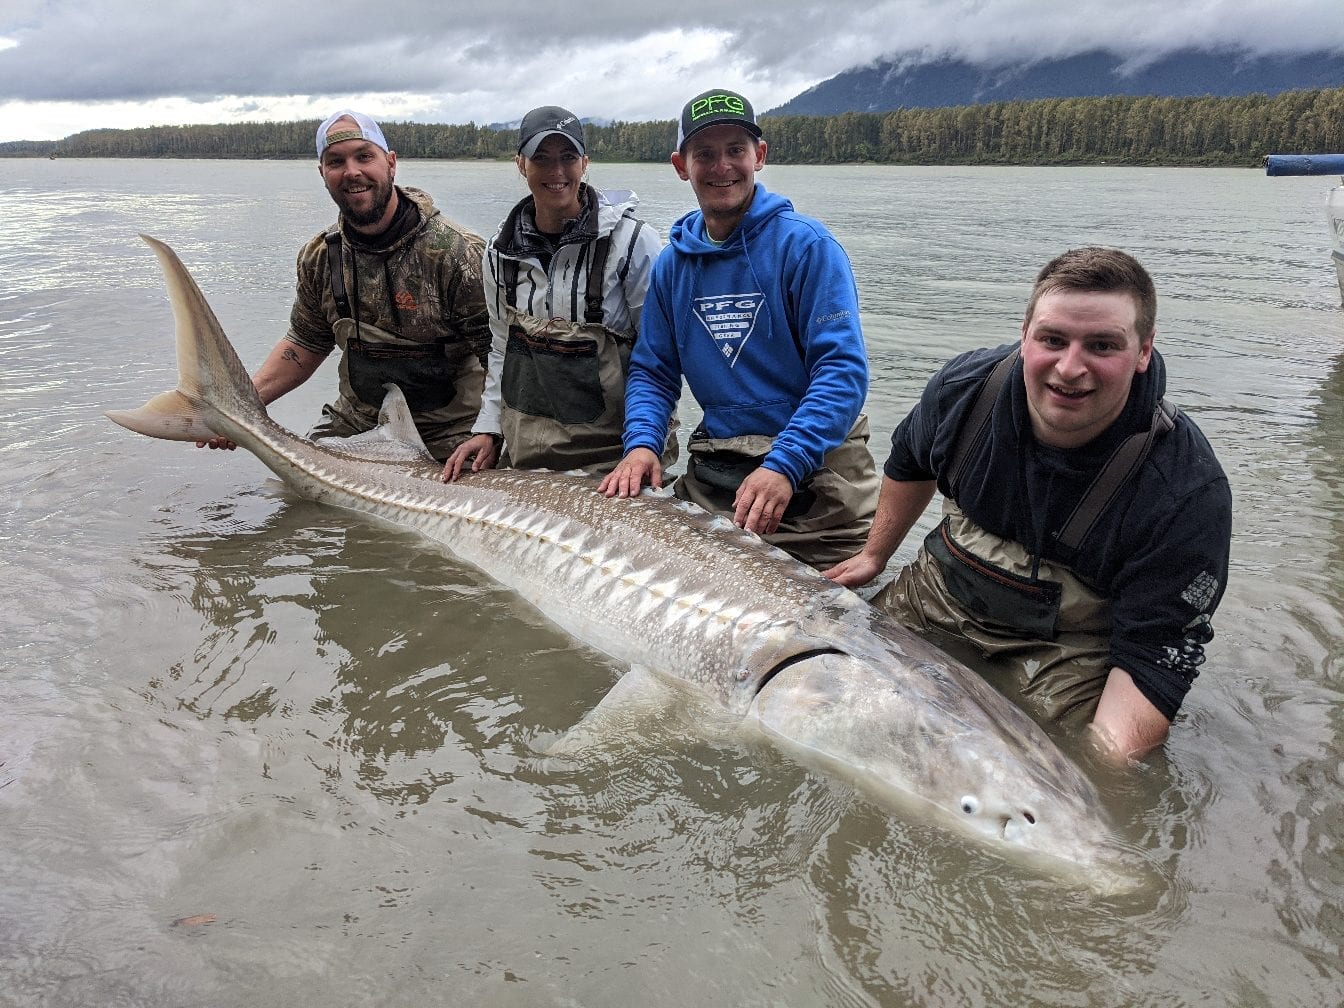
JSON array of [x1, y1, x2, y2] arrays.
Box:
[[676, 89, 761, 150]]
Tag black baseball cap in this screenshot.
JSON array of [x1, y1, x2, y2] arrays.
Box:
[[676, 88, 762, 150], [518, 106, 585, 158]]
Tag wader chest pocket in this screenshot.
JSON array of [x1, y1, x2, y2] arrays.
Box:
[[502, 327, 604, 424], [686, 434, 816, 520], [925, 517, 1062, 640], [690, 450, 759, 493], [347, 341, 458, 413]]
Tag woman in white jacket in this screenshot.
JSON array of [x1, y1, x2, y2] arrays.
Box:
[[442, 106, 670, 480]]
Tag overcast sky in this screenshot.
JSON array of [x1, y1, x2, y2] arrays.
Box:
[[2, 0, 1341, 143]]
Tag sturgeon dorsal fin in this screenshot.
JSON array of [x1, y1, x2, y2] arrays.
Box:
[[313, 384, 437, 465]]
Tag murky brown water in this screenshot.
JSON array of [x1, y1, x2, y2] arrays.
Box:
[[2, 157, 1341, 1006]]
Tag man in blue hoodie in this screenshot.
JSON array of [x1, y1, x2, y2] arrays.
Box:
[[824, 248, 1232, 764], [599, 88, 879, 569]]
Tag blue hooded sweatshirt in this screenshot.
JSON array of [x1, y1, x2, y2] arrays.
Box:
[[622, 184, 868, 489]]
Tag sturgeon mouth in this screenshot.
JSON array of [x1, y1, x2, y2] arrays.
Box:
[[1000, 810, 1039, 843]]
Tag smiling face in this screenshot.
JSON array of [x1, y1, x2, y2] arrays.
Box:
[[318, 118, 398, 232], [518, 133, 588, 232], [671, 124, 767, 241], [1020, 288, 1154, 450]]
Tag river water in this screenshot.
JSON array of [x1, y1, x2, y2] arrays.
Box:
[[1, 158, 1341, 1007]]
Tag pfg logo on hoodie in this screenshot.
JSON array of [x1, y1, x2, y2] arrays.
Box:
[[692, 293, 765, 367]]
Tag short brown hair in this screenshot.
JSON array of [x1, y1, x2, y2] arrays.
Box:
[[1024, 247, 1157, 339]]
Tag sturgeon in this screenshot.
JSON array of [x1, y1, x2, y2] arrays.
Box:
[[109, 235, 1131, 885]]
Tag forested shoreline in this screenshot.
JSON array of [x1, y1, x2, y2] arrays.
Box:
[[5, 87, 1341, 165]]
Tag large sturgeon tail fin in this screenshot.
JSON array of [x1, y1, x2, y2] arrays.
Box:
[[106, 235, 266, 443]]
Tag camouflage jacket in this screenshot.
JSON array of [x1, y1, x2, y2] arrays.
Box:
[[286, 186, 490, 457]]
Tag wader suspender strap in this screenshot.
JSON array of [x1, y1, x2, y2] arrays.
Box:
[[502, 236, 612, 323], [503, 256, 519, 310], [325, 231, 352, 320], [946, 348, 1019, 497], [1055, 397, 1177, 551], [583, 235, 612, 324]]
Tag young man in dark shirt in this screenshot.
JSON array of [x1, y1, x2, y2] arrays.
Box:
[[825, 247, 1232, 765]]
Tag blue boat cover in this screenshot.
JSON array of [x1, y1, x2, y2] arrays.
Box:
[[1264, 154, 1344, 176]]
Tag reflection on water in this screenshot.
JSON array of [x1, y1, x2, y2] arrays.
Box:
[[1275, 350, 1344, 979], [141, 485, 602, 797], [2, 158, 1343, 1006]]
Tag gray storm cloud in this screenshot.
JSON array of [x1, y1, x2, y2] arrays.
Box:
[[1, 0, 1340, 108]]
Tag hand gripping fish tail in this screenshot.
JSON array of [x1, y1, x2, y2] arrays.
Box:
[[107, 235, 1143, 893]]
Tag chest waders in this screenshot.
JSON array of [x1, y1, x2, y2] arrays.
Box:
[[498, 236, 638, 473], [676, 416, 880, 571], [326, 231, 464, 415], [666, 283, 879, 569], [874, 348, 1178, 726]]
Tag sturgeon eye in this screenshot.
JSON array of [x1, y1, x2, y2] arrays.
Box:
[[960, 795, 979, 815]]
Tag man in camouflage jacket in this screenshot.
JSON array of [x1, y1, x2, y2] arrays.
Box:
[[200, 110, 489, 460]]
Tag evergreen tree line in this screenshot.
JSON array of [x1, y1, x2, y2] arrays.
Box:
[[7, 87, 1342, 165]]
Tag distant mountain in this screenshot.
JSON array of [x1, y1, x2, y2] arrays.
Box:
[[768, 48, 1344, 116]]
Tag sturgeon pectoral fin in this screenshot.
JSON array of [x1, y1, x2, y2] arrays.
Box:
[[535, 667, 679, 760]]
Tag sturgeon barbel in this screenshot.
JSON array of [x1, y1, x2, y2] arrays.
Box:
[[109, 235, 1130, 884]]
